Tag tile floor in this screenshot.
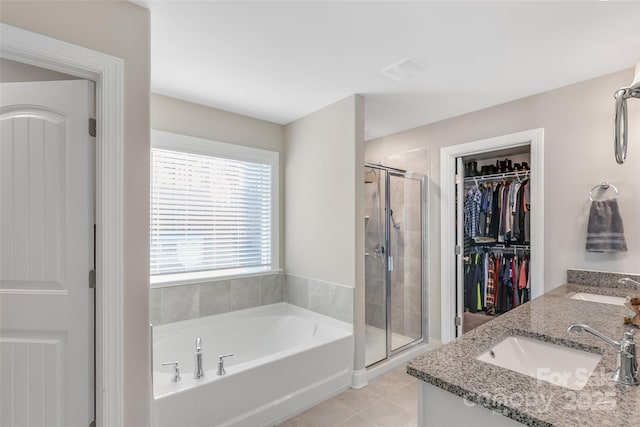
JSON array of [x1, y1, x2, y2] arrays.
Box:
[[278, 365, 417, 427]]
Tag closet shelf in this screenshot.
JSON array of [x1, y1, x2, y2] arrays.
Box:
[[463, 170, 530, 184], [471, 242, 530, 251]]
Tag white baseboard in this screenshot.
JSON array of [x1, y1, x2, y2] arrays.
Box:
[[351, 368, 368, 389]]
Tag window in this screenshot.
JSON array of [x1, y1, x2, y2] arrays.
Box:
[[150, 130, 279, 285]]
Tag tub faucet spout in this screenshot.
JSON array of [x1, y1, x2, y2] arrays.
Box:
[[194, 338, 205, 379], [568, 324, 639, 386]]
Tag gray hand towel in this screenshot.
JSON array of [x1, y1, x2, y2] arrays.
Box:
[[586, 199, 628, 252]]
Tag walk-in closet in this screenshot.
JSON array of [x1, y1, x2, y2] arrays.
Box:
[[457, 146, 533, 335]]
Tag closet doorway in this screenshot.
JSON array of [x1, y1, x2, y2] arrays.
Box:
[[440, 129, 545, 343], [364, 163, 427, 366]]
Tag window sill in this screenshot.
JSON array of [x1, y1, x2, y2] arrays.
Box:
[[150, 267, 282, 288]]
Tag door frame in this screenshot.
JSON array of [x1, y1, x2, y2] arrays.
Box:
[[439, 128, 544, 343], [1, 23, 125, 425]]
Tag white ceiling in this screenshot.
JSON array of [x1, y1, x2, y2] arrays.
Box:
[[134, 1, 640, 140]]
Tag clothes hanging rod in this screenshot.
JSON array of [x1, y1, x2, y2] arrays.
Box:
[[463, 170, 530, 184], [471, 242, 530, 249]]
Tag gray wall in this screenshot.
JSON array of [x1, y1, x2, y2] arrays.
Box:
[[366, 68, 640, 341], [284, 94, 365, 370], [284, 95, 363, 287], [0, 1, 152, 425]]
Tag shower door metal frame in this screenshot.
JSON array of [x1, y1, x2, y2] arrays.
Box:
[[365, 163, 427, 365]]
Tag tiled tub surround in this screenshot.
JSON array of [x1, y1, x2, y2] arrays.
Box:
[[150, 272, 284, 325], [151, 272, 354, 326], [407, 281, 640, 426], [284, 274, 354, 323]]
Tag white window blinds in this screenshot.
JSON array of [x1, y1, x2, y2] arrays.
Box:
[[151, 148, 272, 277]]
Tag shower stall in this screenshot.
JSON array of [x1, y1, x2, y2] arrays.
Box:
[[364, 163, 426, 367]]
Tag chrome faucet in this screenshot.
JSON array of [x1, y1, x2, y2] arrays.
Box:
[[216, 353, 234, 376], [161, 361, 181, 383], [618, 277, 640, 288], [194, 338, 205, 379], [568, 324, 639, 386]]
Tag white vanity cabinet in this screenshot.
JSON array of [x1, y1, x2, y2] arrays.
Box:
[[418, 382, 524, 426]]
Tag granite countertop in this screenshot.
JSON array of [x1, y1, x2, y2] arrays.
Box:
[[407, 282, 640, 427]]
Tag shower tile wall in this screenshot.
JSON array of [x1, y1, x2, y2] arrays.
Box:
[[284, 274, 354, 323], [365, 177, 385, 330], [389, 177, 423, 339], [398, 188, 423, 339], [150, 272, 284, 325]]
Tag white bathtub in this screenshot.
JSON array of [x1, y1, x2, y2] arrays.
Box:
[[152, 302, 354, 427]]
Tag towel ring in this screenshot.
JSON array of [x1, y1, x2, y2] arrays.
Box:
[[588, 182, 619, 202]]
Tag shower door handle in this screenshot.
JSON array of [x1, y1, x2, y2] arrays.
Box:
[[388, 256, 394, 272]]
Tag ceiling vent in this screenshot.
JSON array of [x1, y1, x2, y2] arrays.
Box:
[[381, 57, 427, 81]]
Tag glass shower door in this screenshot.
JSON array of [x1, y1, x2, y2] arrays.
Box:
[[388, 172, 423, 353], [364, 166, 388, 366], [365, 164, 425, 367]]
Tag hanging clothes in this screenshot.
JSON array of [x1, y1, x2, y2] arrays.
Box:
[[511, 256, 518, 309], [478, 186, 487, 237], [460, 168, 533, 319], [486, 253, 496, 315], [499, 182, 511, 242], [524, 180, 531, 242], [498, 253, 514, 311], [489, 183, 501, 239], [464, 186, 482, 239], [463, 249, 531, 316], [463, 253, 483, 313], [519, 253, 530, 304], [483, 184, 493, 237], [463, 177, 531, 245]]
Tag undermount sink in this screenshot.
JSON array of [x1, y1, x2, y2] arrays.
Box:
[[476, 336, 602, 390], [569, 292, 626, 306]]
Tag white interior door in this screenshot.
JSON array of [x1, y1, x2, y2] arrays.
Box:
[[0, 80, 95, 427]]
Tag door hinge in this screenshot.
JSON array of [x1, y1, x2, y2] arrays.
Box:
[[455, 315, 462, 327], [455, 245, 461, 255], [89, 118, 96, 137], [89, 269, 96, 289], [388, 256, 394, 272], [455, 174, 461, 184]]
